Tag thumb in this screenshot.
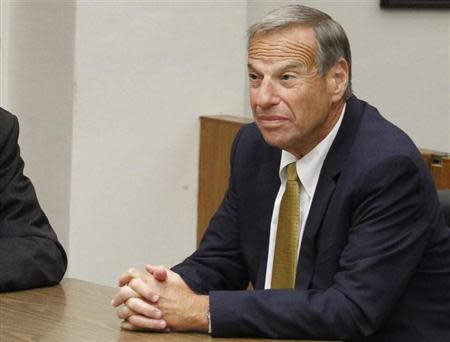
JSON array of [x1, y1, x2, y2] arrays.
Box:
[[145, 264, 167, 282]]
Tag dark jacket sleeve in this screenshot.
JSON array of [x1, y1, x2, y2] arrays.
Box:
[[0, 110, 67, 292]]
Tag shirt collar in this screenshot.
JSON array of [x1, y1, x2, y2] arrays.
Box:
[[279, 104, 346, 198]]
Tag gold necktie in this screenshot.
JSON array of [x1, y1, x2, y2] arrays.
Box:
[[271, 162, 300, 289]]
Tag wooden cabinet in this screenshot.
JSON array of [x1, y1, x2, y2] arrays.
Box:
[[420, 149, 450, 189], [197, 115, 252, 245]]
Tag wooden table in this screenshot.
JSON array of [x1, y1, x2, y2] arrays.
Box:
[[0, 278, 333, 342]]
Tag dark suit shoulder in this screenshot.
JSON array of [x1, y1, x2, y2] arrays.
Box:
[[227, 122, 281, 186], [233, 122, 280, 164], [0, 108, 20, 185], [236, 122, 264, 146], [0, 107, 17, 132], [346, 99, 423, 172], [0, 105, 17, 124]]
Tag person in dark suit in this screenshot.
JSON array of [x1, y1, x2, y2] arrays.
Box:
[[111, 4, 450, 341], [0, 107, 67, 292]]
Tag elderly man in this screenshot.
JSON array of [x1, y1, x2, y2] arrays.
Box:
[[112, 5, 450, 341], [0, 107, 67, 291]]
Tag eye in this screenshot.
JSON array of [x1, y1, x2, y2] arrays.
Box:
[[248, 73, 259, 80], [281, 74, 296, 81], [248, 73, 262, 88]]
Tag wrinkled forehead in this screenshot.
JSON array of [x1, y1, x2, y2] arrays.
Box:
[[248, 25, 317, 67]]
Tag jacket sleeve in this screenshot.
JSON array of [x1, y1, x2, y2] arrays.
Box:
[[171, 126, 249, 294], [0, 114, 67, 292], [209, 155, 440, 341]]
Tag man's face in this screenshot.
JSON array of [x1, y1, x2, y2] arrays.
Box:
[[248, 25, 345, 158]]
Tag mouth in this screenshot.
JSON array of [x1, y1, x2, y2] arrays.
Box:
[[256, 115, 289, 128]]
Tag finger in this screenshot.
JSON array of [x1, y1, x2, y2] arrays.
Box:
[[145, 265, 167, 282], [125, 297, 162, 319], [145, 264, 155, 274], [118, 267, 142, 287], [128, 277, 159, 303], [121, 320, 139, 331], [117, 304, 136, 320], [111, 285, 139, 307], [121, 319, 171, 333], [145, 264, 158, 276], [127, 314, 167, 330]]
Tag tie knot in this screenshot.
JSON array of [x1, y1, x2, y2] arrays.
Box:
[[286, 163, 298, 181]]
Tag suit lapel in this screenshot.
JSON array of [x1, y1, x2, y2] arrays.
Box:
[[296, 96, 365, 289], [296, 174, 338, 289], [253, 148, 281, 288], [233, 124, 281, 289]]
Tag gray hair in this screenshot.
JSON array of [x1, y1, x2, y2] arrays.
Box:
[[248, 4, 352, 99]]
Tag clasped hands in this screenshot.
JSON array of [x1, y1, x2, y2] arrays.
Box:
[[111, 265, 209, 333]]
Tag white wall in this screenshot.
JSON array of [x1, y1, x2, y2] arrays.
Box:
[[0, 1, 7, 104], [247, 0, 450, 152], [68, 1, 247, 286], [1, 1, 75, 251]]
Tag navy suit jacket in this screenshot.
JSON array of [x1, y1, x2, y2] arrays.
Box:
[[172, 96, 450, 341]]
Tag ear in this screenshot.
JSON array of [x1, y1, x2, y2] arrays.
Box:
[[326, 57, 349, 103]]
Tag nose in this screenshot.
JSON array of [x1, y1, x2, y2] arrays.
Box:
[[254, 78, 281, 109]]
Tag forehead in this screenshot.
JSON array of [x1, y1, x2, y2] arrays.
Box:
[[248, 25, 316, 67]]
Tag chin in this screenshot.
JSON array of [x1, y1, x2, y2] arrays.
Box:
[[259, 130, 286, 150]]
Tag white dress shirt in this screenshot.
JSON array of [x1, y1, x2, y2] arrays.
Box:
[[264, 105, 346, 289]]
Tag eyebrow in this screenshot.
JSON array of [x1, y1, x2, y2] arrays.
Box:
[[247, 61, 306, 72], [279, 62, 306, 71]]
